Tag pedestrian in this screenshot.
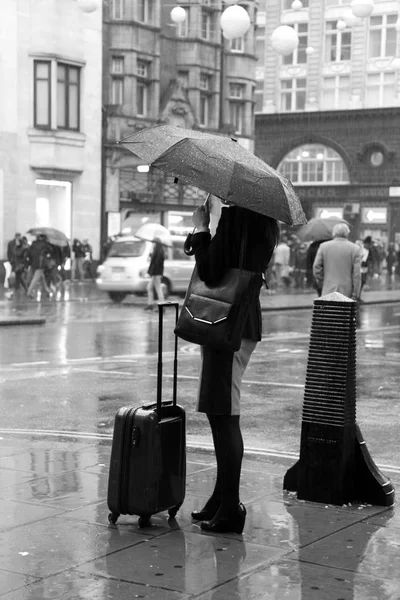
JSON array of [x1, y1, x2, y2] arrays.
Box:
[[72, 238, 85, 282], [273, 237, 291, 290], [293, 242, 308, 289], [306, 240, 326, 296], [13, 236, 29, 294], [360, 236, 378, 296], [144, 237, 165, 311], [313, 223, 361, 300], [27, 234, 52, 299], [386, 242, 397, 284], [82, 239, 94, 280], [189, 196, 279, 534], [4, 233, 21, 292]]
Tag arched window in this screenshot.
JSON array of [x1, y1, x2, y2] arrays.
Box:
[[278, 144, 349, 185]]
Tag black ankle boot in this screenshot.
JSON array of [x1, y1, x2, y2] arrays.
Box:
[[191, 508, 217, 521], [200, 503, 246, 534]]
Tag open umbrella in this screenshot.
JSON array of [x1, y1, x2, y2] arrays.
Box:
[[119, 125, 306, 226], [133, 223, 172, 247], [27, 227, 69, 247], [296, 217, 350, 242]]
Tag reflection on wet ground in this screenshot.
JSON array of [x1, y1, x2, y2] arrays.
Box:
[[0, 437, 399, 599]]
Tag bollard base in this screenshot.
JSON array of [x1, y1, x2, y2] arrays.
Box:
[[284, 423, 395, 507]]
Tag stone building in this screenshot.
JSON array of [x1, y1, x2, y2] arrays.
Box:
[[255, 0, 400, 244], [102, 0, 258, 237], [0, 0, 103, 259]]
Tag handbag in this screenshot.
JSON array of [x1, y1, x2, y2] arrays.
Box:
[[174, 227, 262, 352]]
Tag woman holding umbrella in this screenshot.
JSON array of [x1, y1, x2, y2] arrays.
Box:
[[144, 237, 165, 311], [189, 196, 279, 534]]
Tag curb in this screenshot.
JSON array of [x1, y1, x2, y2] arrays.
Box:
[[0, 317, 46, 326], [260, 297, 400, 312]]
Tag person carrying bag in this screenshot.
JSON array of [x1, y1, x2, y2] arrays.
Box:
[[176, 195, 279, 535]]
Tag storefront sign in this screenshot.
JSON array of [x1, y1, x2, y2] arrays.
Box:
[[361, 207, 387, 224], [296, 186, 389, 199], [389, 187, 400, 197]]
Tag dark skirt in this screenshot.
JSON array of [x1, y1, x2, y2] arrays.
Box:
[[196, 339, 257, 415]]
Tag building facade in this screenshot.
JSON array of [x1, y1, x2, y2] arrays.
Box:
[[102, 0, 258, 239], [0, 0, 102, 259], [255, 0, 400, 244]]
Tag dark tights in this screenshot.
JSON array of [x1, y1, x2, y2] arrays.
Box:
[[203, 414, 243, 519]]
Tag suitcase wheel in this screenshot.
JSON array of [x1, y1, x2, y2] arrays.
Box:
[[138, 515, 152, 528], [168, 503, 182, 520], [108, 512, 119, 525]]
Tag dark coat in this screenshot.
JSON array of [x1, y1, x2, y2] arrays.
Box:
[[72, 240, 86, 259], [191, 205, 276, 342], [148, 243, 165, 276], [28, 239, 51, 271]]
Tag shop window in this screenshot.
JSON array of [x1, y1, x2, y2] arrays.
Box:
[[278, 144, 349, 185], [35, 180, 72, 239]]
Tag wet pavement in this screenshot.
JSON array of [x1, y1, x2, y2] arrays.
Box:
[[0, 435, 399, 599]]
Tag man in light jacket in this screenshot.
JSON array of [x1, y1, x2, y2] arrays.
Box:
[[313, 223, 361, 300]]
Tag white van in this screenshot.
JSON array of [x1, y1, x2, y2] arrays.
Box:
[[96, 235, 195, 303]]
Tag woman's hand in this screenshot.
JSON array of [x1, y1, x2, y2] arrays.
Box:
[[193, 205, 210, 230]]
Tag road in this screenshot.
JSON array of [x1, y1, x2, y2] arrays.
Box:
[[0, 290, 399, 469]]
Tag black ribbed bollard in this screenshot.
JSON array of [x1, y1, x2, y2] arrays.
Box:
[[284, 292, 395, 507]]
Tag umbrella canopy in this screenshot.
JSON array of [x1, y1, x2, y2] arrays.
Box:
[[27, 227, 69, 247], [119, 125, 306, 226], [296, 217, 350, 242], [134, 223, 172, 247]]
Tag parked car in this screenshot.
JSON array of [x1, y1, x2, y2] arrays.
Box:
[[96, 234, 195, 303]]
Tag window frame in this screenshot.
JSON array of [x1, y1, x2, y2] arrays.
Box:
[[56, 63, 80, 131], [34, 60, 52, 129], [321, 74, 351, 109], [283, 0, 309, 7], [230, 36, 244, 53], [138, 0, 152, 23], [111, 57, 124, 74], [229, 100, 244, 134], [325, 20, 352, 62], [280, 78, 306, 112], [137, 81, 148, 116], [283, 23, 308, 65], [278, 144, 350, 185], [365, 71, 397, 107], [368, 14, 398, 59], [112, 0, 124, 20], [199, 93, 209, 127], [137, 60, 149, 78], [201, 9, 211, 40], [111, 77, 124, 105]]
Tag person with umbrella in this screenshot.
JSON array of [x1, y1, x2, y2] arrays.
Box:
[[188, 195, 280, 534], [26, 234, 52, 299], [144, 237, 165, 311]]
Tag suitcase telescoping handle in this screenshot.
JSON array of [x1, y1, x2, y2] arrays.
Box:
[[157, 302, 179, 416]]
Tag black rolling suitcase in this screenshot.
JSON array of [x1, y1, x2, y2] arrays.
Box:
[[107, 302, 186, 527]]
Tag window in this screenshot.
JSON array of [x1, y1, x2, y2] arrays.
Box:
[[229, 101, 244, 134], [283, 0, 309, 7], [199, 94, 209, 126], [283, 23, 308, 65], [230, 36, 244, 52], [177, 8, 189, 36], [112, 0, 123, 19], [201, 10, 210, 39], [325, 0, 350, 5], [137, 60, 148, 77], [34, 59, 81, 130], [325, 21, 351, 62], [57, 64, 80, 130], [111, 78, 124, 105], [280, 78, 306, 111], [322, 75, 350, 109], [177, 71, 189, 89], [369, 14, 397, 58], [255, 27, 265, 64], [112, 57, 124, 74], [200, 73, 211, 90], [278, 144, 349, 184], [255, 79, 263, 112], [366, 72, 397, 107], [229, 83, 244, 98], [34, 61, 51, 128], [137, 82, 148, 116], [138, 0, 152, 23]]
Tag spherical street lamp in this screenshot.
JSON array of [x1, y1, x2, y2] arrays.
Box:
[[220, 5, 251, 40], [77, 0, 98, 13], [291, 0, 303, 10], [271, 25, 299, 56], [350, 0, 374, 19], [337, 19, 347, 31], [305, 46, 315, 55], [170, 6, 187, 24]]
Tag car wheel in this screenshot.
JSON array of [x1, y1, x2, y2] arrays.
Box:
[[108, 291, 127, 303], [160, 277, 171, 299]]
